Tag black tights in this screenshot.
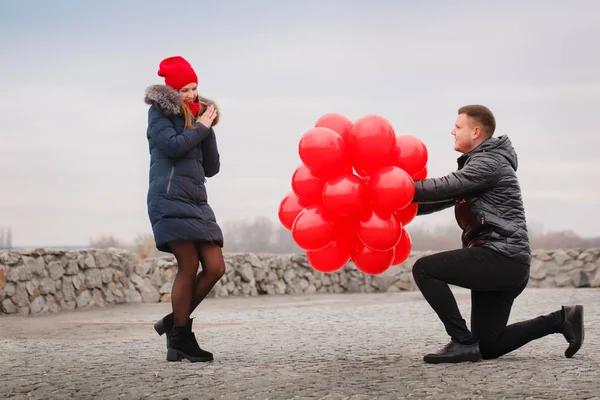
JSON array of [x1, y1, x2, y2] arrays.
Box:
[[169, 241, 226, 327], [412, 246, 563, 359]]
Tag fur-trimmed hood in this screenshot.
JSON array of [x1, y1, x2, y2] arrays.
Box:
[[144, 84, 220, 126]]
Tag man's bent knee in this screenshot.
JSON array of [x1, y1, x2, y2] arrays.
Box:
[[412, 256, 434, 281]]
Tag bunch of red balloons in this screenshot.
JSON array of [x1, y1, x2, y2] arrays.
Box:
[[278, 113, 428, 275]]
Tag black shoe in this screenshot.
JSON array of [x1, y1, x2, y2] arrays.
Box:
[[561, 305, 584, 358], [166, 320, 214, 363], [154, 313, 174, 348], [423, 340, 482, 364], [154, 312, 174, 336]]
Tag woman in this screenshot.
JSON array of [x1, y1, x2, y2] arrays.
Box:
[[144, 56, 226, 362]]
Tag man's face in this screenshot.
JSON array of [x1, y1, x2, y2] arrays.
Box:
[[452, 113, 479, 153]]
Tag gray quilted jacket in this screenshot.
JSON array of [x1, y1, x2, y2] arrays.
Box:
[[413, 135, 532, 265]]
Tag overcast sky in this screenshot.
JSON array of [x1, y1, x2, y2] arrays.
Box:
[[1, 0, 599, 247]]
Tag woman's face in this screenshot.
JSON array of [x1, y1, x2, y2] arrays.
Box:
[[179, 83, 198, 103]]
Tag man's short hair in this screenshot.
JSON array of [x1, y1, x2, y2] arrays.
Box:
[[458, 105, 496, 137]]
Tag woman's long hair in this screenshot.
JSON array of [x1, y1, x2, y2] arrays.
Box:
[[181, 97, 209, 130]]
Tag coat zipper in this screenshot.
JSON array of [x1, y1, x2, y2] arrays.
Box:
[[196, 160, 200, 201], [166, 166, 175, 194], [197, 159, 214, 244]]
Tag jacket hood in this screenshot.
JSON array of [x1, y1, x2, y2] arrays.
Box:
[[144, 84, 220, 125], [471, 135, 519, 171]]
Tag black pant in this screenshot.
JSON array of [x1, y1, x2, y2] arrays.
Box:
[[412, 246, 563, 359]]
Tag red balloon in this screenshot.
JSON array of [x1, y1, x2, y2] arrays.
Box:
[[332, 216, 359, 246], [351, 241, 395, 275], [347, 115, 396, 175], [394, 203, 418, 226], [357, 208, 402, 251], [315, 113, 353, 142], [298, 127, 349, 179], [393, 135, 428, 177], [391, 228, 412, 266], [354, 167, 368, 178], [323, 173, 369, 217], [368, 166, 415, 213], [412, 165, 428, 181], [307, 240, 351, 273], [278, 192, 306, 230], [292, 205, 335, 251], [291, 164, 324, 205]]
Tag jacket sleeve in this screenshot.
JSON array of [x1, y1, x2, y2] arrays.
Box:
[[413, 154, 502, 203], [148, 108, 210, 158], [416, 200, 455, 216], [201, 129, 220, 177]]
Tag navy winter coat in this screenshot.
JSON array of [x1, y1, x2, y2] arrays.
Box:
[[144, 84, 223, 253], [414, 135, 531, 265]]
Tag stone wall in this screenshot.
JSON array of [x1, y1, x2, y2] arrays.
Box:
[[1, 248, 599, 315]]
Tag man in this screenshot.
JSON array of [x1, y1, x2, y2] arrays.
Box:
[[411, 105, 584, 363]]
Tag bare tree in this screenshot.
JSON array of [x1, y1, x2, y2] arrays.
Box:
[[89, 234, 127, 249], [80, 216, 600, 258], [246, 216, 275, 252], [133, 233, 166, 261], [407, 222, 462, 251], [221, 215, 600, 254], [531, 229, 600, 250], [223, 216, 275, 253], [222, 216, 303, 253], [271, 225, 303, 253]]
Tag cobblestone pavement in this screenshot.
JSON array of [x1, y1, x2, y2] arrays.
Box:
[[0, 288, 598, 399]]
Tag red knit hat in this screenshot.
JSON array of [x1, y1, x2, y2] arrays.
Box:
[[157, 56, 198, 90]]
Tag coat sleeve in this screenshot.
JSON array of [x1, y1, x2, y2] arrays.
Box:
[[416, 200, 456, 216], [413, 154, 502, 203], [201, 128, 220, 177], [148, 108, 210, 158]]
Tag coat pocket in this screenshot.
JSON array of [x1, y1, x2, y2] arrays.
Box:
[[166, 166, 175, 194]]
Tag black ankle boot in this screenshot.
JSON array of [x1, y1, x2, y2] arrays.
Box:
[[166, 319, 213, 363], [423, 340, 482, 364], [560, 305, 584, 358], [154, 313, 174, 336], [154, 313, 174, 348]]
